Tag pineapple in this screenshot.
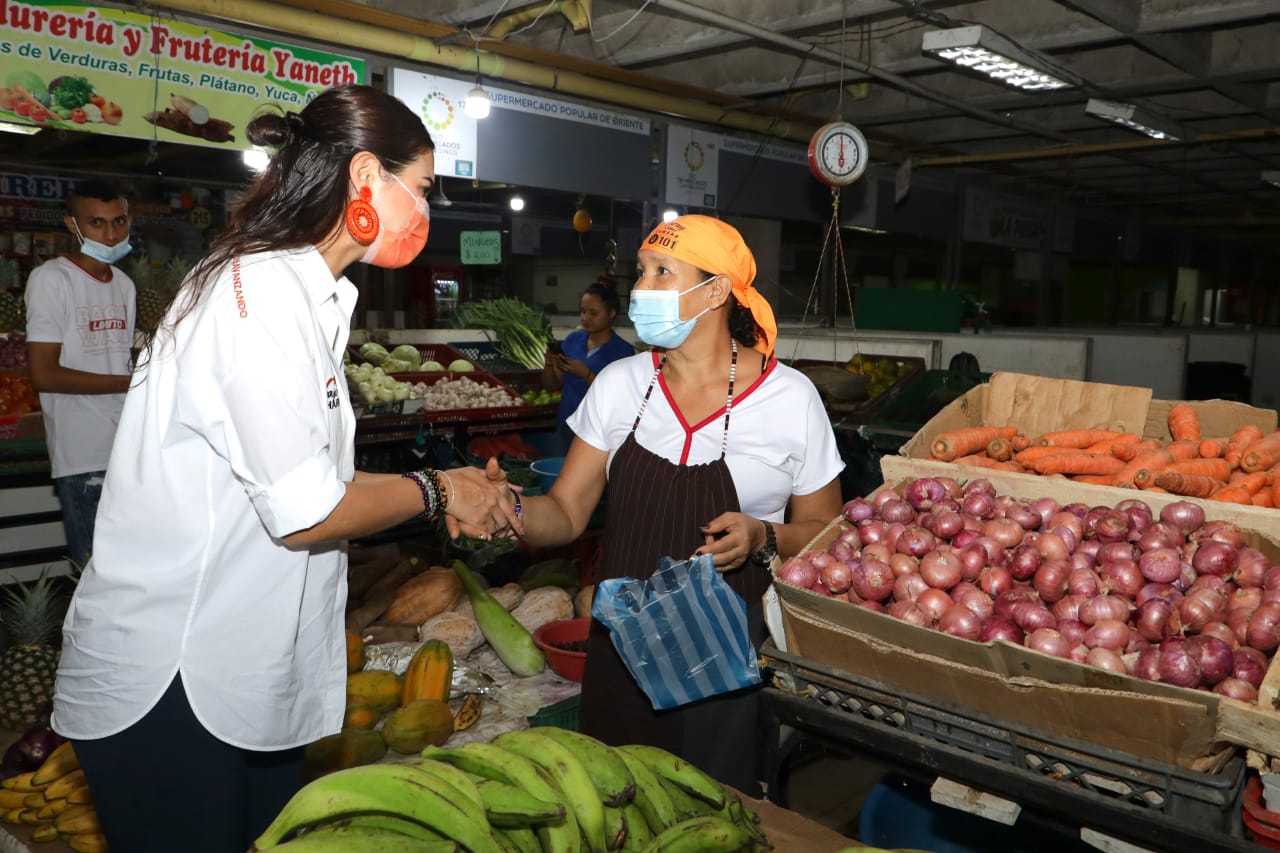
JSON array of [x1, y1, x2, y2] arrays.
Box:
[[131, 256, 190, 334], [0, 290, 19, 333], [0, 573, 62, 730]]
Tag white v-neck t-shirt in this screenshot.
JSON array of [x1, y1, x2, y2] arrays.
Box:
[[569, 349, 844, 522], [53, 247, 357, 750]]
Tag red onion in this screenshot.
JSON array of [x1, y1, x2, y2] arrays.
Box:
[[1079, 595, 1131, 626], [869, 488, 900, 512], [1012, 600, 1057, 633], [1133, 647, 1161, 681], [842, 498, 874, 523], [1007, 544, 1041, 581], [1228, 587, 1261, 612], [1034, 532, 1069, 563], [879, 498, 915, 525], [932, 510, 965, 541], [1029, 497, 1059, 529], [1126, 627, 1151, 655], [1192, 540, 1239, 579], [1232, 647, 1269, 688], [1117, 499, 1153, 536], [971, 536, 1006, 567], [1086, 647, 1127, 674], [1067, 569, 1101, 598], [1052, 594, 1086, 623], [888, 553, 918, 578], [978, 565, 1013, 598], [1184, 634, 1233, 686], [779, 558, 817, 589], [1102, 560, 1144, 598], [1199, 520, 1244, 551], [938, 605, 983, 640], [1157, 638, 1202, 687], [957, 545, 987, 581], [1063, 502, 1090, 519], [903, 477, 946, 511], [962, 478, 995, 497], [1135, 598, 1181, 642], [962, 492, 996, 519], [1033, 559, 1071, 603], [1213, 678, 1258, 702], [993, 587, 1037, 620], [1070, 550, 1097, 573], [1136, 583, 1182, 608], [1057, 618, 1087, 647], [808, 551, 837, 574], [980, 617, 1024, 644], [897, 526, 936, 558], [1179, 588, 1227, 632], [1095, 511, 1131, 544], [919, 550, 963, 590], [916, 588, 952, 623], [837, 527, 863, 550], [858, 520, 887, 545], [981, 518, 1025, 550], [862, 543, 892, 566], [828, 538, 857, 565], [819, 558, 849, 591], [1192, 574, 1233, 596], [1097, 542, 1136, 565], [1139, 547, 1182, 584], [1227, 607, 1253, 646], [856, 599, 886, 613], [1026, 628, 1071, 659], [952, 529, 980, 549], [936, 476, 962, 499], [810, 582, 833, 596], [1160, 500, 1205, 534], [1265, 567, 1280, 591], [883, 523, 906, 555], [1049, 526, 1078, 554], [1084, 619, 1130, 652], [1246, 602, 1280, 652], [935, 497, 961, 514], [1137, 523, 1182, 554], [893, 571, 929, 603], [888, 600, 929, 628], [1048, 511, 1084, 543], [1006, 502, 1041, 531], [1069, 644, 1090, 664], [954, 589, 994, 621], [1200, 621, 1238, 649], [1235, 548, 1270, 589], [851, 560, 894, 602]]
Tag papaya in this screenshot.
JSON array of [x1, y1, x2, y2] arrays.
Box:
[[346, 670, 401, 714], [303, 728, 387, 778], [345, 630, 365, 674], [342, 701, 381, 730], [401, 639, 453, 705], [380, 699, 454, 754]]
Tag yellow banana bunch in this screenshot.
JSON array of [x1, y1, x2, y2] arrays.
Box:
[[3, 740, 105, 848]]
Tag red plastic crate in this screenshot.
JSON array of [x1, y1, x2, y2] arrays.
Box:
[[406, 372, 530, 425]]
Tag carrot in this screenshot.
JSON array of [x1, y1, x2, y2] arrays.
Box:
[[1030, 453, 1125, 477], [1037, 429, 1128, 449], [953, 454, 1023, 472], [1198, 437, 1230, 459], [1145, 486, 1169, 494], [1153, 472, 1226, 498], [1252, 491, 1274, 508], [1111, 439, 1160, 462], [1131, 441, 1200, 489], [1116, 450, 1172, 487], [1071, 474, 1118, 485], [1084, 433, 1138, 454], [1011, 434, 1031, 452], [1159, 458, 1232, 481], [1272, 480, 1280, 508], [1241, 434, 1280, 473], [1212, 486, 1253, 505], [987, 437, 1014, 462], [1225, 425, 1264, 468], [1233, 471, 1268, 496], [1014, 446, 1077, 466], [931, 426, 1017, 462], [1168, 402, 1201, 442]]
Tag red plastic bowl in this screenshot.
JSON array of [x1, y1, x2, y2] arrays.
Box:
[[533, 618, 589, 682]]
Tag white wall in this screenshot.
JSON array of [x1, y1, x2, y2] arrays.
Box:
[[936, 333, 1089, 380], [1086, 331, 1185, 399]]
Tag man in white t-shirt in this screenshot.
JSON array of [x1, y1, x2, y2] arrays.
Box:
[[25, 179, 136, 568]]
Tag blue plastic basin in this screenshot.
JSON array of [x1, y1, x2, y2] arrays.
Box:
[[529, 456, 565, 492]]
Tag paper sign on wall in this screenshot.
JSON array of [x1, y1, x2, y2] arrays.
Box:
[[460, 230, 501, 265], [389, 68, 480, 180], [665, 124, 719, 210], [0, 0, 363, 150]]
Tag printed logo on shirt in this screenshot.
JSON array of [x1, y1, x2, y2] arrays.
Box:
[[231, 256, 248, 318], [325, 376, 340, 410], [76, 303, 130, 353]]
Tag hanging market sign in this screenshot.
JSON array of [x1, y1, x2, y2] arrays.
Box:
[[459, 230, 501, 265], [665, 124, 720, 210], [0, 0, 364, 150], [389, 68, 479, 180]]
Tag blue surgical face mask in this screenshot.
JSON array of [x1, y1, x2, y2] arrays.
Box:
[[71, 219, 132, 265], [627, 275, 716, 349]]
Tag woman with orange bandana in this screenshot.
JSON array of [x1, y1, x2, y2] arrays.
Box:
[[508, 215, 844, 792]]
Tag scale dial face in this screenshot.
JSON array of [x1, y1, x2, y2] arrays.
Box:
[[807, 121, 869, 187]]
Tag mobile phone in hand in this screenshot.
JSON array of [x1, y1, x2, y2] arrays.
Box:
[[547, 339, 563, 355]]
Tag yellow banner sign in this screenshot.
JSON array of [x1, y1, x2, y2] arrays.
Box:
[[0, 0, 363, 149]]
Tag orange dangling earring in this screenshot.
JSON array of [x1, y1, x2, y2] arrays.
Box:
[[345, 186, 379, 244]]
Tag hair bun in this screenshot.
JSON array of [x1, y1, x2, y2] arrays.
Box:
[[246, 113, 289, 148]]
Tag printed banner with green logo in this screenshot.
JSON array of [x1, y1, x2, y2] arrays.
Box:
[[0, 0, 363, 150]]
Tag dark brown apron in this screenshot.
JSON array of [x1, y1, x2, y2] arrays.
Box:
[[579, 344, 770, 792]]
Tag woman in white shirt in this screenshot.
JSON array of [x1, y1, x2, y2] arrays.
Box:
[[512, 215, 844, 793], [51, 85, 517, 853]]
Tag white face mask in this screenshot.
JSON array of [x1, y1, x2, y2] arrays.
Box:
[[71, 219, 132, 265]]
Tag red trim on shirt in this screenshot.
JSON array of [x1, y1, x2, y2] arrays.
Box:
[[654, 355, 778, 464], [60, 255, 113, 283]]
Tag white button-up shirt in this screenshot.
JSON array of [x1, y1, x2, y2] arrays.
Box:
[[53, 247, 357, 750]]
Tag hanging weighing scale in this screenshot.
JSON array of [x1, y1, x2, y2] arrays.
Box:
[[807, 121, 869, 188]]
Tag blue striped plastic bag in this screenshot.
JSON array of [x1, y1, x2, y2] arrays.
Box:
[[591, 553, 761, 710]]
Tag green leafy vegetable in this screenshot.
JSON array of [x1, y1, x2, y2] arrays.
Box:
[[388, 344, 422, 369], [50, 76, 93, 111], [452, 298, 552, 369]]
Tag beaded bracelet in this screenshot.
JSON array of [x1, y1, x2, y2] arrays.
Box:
[[402, 470, 440, 520], [434, 470, 453, 512]]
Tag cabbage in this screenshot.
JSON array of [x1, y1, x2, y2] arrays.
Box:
[[359, 342, 390, 365], [420, 360, 445, 372], [448, 359, 474, 372], [380, 357, 414, 373], [389, 344, 422, 369]]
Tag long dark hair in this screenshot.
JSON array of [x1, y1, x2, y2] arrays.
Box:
[[146, 84, 433, 354]]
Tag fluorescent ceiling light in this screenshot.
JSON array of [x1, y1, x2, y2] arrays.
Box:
[[922, 25, 1072, 91], [508, 193, 525, 212], [0, 121, 40, 135], [1085, 98, 1184, 141], [1262, 170, 1280, 188], [242, 147, 270, 171], [465, 82, 491, 120]]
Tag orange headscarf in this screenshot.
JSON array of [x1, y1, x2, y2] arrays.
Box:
[[641, 215, 777, 357]]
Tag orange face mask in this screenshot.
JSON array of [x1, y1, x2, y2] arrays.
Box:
[[361, 172, 430, 269], [641, 215, 777, 357]]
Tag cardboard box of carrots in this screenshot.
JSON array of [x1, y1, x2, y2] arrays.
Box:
[[885, 372, 1279, 526]]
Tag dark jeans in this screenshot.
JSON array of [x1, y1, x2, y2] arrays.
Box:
[[73, 675, 305, 853], [54, 470, 105, 569]]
